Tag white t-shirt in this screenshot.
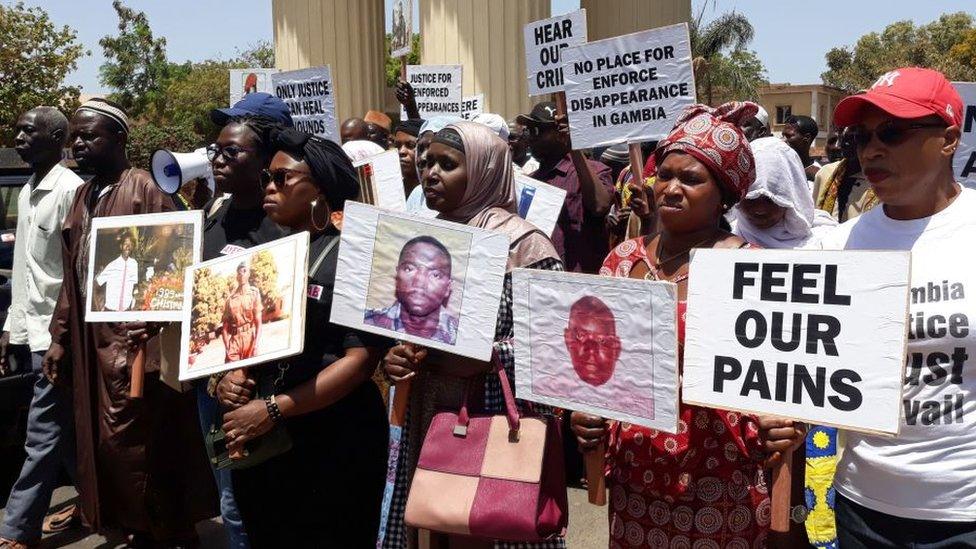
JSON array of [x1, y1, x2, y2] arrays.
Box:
[[97, 256, 139, 311], [819, 185, 976, 521]]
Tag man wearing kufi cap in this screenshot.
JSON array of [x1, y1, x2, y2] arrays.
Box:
[[44, 98, 217, 544]]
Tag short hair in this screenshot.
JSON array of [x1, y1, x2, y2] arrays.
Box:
[[28, 107, 69, 145], [570, 295, 614, 320], [785, 115, 818, 139], [237, 262, 248, 272], [226, 115, 280, 160], [398, 235, 451, 269]]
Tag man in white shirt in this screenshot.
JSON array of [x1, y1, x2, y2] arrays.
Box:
[[0, 107, 83, 548], [95, 235, 138, 312], [782, 67, 975, 547]]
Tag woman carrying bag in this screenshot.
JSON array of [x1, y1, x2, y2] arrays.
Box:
[[381, 121, 567, 549], [216, 128, 389, 547]]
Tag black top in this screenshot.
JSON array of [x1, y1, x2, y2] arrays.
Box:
[[202, 197, 285, 261]]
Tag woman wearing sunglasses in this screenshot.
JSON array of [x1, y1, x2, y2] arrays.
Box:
[[808, 68, 976, 548], [571, 102, 806, 548], [217, 128, 389, 547]]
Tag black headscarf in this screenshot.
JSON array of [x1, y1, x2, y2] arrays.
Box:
[[394, 118, 424, 138], [272, 128, 360, 211]]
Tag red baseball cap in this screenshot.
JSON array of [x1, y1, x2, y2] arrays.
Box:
[[833, 67, 963, 128]]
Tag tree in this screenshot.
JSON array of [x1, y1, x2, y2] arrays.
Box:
[[822, 12, 976, 91], [99, 0, 172, 117], [707, 50, 767, 104], [0, 2, 87, 146], [689, 2, 761, 105], [385, 34, 421, 88], [248, 250, 282, 319]]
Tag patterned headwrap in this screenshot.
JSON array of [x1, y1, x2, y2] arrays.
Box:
[[76, 98, 130, 135], [655, 102, 758, 203]]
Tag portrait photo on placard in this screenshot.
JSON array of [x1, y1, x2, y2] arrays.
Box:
[[513, 269, 679, 432], [331, 202, 509, 361], [85, 211, 202, 323], [179, 232, 309, 381], [363, 213, 471, 346]]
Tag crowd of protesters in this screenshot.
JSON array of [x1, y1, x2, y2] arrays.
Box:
[[0, 62, 970, 549]]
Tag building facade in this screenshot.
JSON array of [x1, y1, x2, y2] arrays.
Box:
[[758, 83, 849, 153]]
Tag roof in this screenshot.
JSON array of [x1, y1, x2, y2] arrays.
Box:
[[761, 83, 849, 95]]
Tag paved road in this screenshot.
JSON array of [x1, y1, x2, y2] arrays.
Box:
[[3, 486, 607, 548]]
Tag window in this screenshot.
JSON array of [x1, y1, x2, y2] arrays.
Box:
[[775, 105, 792, 125]]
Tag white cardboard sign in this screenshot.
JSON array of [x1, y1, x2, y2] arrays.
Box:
[[404, 65, 463, 118], [390, 0, 414, 58], [562, 23, 696, 150], [954, 82, 976, 190], [229, 68, 279, 106], [459, 94, 484, 120], [353, 150, 407, 212], [272, 66, 339, 143], [514, 173, 566, 238], [513, 269, 679, 432], [331, 202, 509, 361], [683, 249, 911, 436], [524, 9, 588, 97]]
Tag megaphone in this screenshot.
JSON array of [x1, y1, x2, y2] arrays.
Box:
[[150, 147, 215, 207]]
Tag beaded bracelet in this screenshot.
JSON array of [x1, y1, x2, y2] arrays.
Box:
[[265, 395, 283, 423]]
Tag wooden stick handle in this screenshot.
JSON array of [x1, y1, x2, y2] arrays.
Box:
[[628, 143, 645, 190], [391, 378, 412, 427], [585, 443, 607, 506], [554, 91, 567, 116], [129, 345, 146, 399], [770, 448, 793, 533], [400, 55, 407, 80]]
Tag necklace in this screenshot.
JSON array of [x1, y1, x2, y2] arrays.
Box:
[[644, 233, 717, 283]]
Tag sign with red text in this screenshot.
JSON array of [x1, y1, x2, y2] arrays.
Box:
[[954, 82, 976, 189], [562, 23, 695, 149], [683, 249, 910, 435], [524, 10, 587, 96]]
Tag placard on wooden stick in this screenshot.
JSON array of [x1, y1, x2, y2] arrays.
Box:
[[682, 249, 911, 436], [353, 150, 407, 212], [523, 10, 588, 97], [272, 66, 339, 143], [954, 82, 976, 189]]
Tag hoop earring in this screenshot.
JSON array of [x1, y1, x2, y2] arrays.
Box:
[[310, 199, 329, 231]]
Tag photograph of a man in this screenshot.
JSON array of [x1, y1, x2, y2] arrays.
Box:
[[95, 235, 138, 311], [221, 262, 263, 363], [564, 296, 621, 386], [364, 235, 459, 345]]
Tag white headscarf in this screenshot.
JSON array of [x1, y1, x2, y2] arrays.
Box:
[[728, 137, 835, 249]]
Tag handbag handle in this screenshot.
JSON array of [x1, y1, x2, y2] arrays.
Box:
[[454, 349, 521, 440]]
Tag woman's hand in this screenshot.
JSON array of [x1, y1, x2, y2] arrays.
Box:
[[216, 369, 255, 410], [758, 416, 807, 467], [383, 343, 427, 383], [627, 179, 654, 223], [571, 412, 608, 452], [222, 398, 275, 455]]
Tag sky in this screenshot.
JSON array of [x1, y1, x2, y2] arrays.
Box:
[[13, 0, 975, 95]]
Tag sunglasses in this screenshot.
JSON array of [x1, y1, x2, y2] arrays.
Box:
[[260, 168, 313, 187], [206, 143, 254, 162], [526, 123, 556, 137], [845, 121, 946, 149]]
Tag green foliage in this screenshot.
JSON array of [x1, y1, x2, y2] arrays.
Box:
[[822, 12, 976, 91], [190, 267, 232, 350], [248, 250, 280, 317], [126, 120, 199, 172], [0, 2, 88, 146], [385, 34, 421, 88], [689, 3, 764, 105], [99, 0, 171, 116]]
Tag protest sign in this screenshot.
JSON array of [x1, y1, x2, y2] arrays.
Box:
[[85, 211, 202, 323], [353, 149, 407, 212], [272, 66, 339, 143], [229, 68, 279, 106], [459, 94, 484, 120], [390, 0, 413, 58], [683, 249, 911, 435], [562, 23, 695, 150], [514, 173, 566, 237], [513, 269, 679, 432], [954, 82, 976, 189], [524, 9, 587, 96], [331, 202, 509, 361], [179, 232, 309, 381], [404, 65, 463, 118]]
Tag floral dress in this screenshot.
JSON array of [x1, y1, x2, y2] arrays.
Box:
[[599, 237, 769, 549]]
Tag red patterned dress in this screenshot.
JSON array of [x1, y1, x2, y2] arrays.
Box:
[[599, 237, 769, 549]]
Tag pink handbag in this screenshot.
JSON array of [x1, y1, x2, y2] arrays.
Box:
[[404, 355, 568, 542]]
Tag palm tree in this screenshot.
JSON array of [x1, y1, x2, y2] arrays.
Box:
[[689, 2, 756, 104]]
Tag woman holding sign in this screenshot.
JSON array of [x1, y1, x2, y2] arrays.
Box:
[[571, 103, 805, 547], [381, 122, 565, 548], [216, 128, 389, 547]]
